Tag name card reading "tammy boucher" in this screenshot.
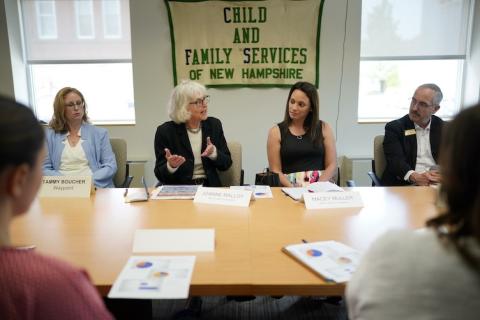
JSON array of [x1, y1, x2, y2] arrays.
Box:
[[39, 176, 93, 198], [303, 191, 363, 209], [194, 187, 252, 207]]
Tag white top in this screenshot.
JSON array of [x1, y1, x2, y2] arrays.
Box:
[[346, 229, 480, 320], [186, 129, 206, 179], [59, 130, 93, 177], [404, 120, 436, 181]]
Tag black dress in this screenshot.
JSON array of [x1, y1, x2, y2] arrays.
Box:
[[278, 121, 325, 174]]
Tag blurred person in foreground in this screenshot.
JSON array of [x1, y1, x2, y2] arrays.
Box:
[[347, 103, 480, 319], [0, 96, 112, 319]]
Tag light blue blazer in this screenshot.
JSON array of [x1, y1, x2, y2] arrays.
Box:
[[43, 123, 117, 188]]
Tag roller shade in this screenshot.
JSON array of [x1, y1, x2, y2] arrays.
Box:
[[361, 0, 471, 59], [20, 0, 131, 62]]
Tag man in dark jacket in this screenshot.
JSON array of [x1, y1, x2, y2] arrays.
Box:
[[382, 84, 444, 186]]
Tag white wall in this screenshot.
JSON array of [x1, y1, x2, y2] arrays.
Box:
[[2, 0, 479, 186], [107, 0, 386, 186]]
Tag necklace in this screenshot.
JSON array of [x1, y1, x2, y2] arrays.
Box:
[[186, 126, 201, 134], [289, 126, 304, 140]]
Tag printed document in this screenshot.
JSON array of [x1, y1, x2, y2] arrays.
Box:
[[283, 241, 361, 283], [108, 256, 195, 299], [151, 185, 199, 200]]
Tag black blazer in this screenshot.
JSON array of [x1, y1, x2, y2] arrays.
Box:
[[381, 114, 444, 186], [154, 117, 232, 187]]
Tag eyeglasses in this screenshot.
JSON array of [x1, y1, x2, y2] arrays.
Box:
[[411, 97, 434, 109], [65, 100, 84, 108], [189, 95, 210, 107]]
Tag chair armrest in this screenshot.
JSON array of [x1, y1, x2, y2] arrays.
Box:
[[367, 171, 382, 187]]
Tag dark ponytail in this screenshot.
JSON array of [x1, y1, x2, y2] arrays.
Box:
[[0, 96, 45, 171]]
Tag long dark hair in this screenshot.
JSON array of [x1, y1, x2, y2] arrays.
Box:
[[0, 96, 45, 171], [280, 81, 323, 145], [426, 103, 480, 268]]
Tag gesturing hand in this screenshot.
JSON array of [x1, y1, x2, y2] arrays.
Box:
[[201, 137, 216, 157], [165, 148, 186, 168]]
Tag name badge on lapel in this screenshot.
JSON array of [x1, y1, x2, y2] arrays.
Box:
[[404, 129, 416, 136]]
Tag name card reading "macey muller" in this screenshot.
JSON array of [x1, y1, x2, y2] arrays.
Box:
[[303, 191, 363, 209], [194, 187, 252, 207], [39, 176, 93, 198]]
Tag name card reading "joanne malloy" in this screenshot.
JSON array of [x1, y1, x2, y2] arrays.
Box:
[[194, 187, 252, 207], [303, 191, 363, 209], [39, 176, 93, 198]]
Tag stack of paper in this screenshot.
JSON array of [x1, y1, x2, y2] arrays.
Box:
[[282, 181, 344, 201], [281, 187, 308, 201], [308, 181, 344, 192], [151, 185, 199, 200]]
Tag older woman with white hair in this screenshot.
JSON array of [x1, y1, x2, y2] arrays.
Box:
[[154, 80, 232, 186]]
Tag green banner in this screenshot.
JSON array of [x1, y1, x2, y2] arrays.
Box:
[[165, 0, 324, 87]]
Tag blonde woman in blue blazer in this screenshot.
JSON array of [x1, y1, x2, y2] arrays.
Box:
[[43, 87, 117, 188]]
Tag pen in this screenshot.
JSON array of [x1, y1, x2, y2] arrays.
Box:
[[301, 239, 308, 243], [16, 245, 36, 250], [124, 188, 128, 197]]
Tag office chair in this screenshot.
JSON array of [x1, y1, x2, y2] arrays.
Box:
[[346, 180, 356, 187], [332, 167, 340, 185], [110, 138, 133, 188], [218, 141, 244, 186], [368, 135, 385, 186]]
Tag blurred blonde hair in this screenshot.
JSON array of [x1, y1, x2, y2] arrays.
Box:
[[49, 87, 89, 133]]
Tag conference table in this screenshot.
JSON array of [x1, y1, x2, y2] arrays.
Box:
[[11, 187, 439, 297]]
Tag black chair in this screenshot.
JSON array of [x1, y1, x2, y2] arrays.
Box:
[[367, 171, 381, 187]]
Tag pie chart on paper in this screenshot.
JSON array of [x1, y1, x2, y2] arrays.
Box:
[[136, 261, 153, 268], [306, 249, 323, 257]]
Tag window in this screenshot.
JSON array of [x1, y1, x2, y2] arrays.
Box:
[[20, 0, 134, 124], [102, 0, 122, 39], [358, 0, 472, 122], [35, 0, 57, 39], [75, 0, 95, 39]]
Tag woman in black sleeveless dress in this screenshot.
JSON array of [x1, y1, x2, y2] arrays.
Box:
[[267, 81, 337, 187]]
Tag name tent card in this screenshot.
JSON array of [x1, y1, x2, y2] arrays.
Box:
[[303, 191, 363, 209], [39, 176, 92, 198], [194, 187, 252, 207]]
